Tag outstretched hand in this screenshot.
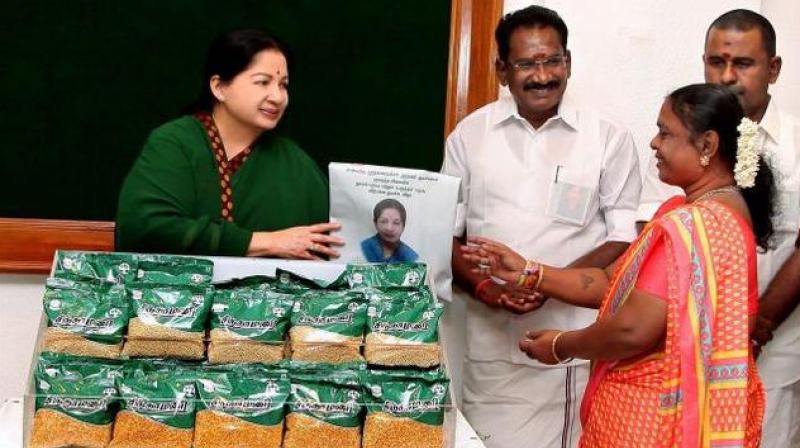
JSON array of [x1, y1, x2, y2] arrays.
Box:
[[462, 236, 526, 283], [519, 329, 561, 364], [499, 291, 548, 314], [249, 222, 345, 259], [477, 282, 547, 314]]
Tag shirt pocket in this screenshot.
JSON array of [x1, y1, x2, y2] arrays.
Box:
[[545, 164, 600, 227]]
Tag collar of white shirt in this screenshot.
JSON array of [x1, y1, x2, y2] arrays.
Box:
[[490, 93, 579, 131], [759, 96, 781, 144]]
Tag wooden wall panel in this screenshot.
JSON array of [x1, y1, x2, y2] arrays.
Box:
[[0, 219, 114, 273]]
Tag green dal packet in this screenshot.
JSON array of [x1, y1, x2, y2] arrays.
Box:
[[134, 254, 214, 286], [196, 365, 289, 426], [34, 353, 123, 425], [117, 361, 198, 429], [363, 369, 450, 426], [335, 263, 427, 289], [43, 277, 129, 344], [287, 366, 364, 428], [274, 268, 332, 293], [290, 291, 367, 338], [54, 251, 137, 284], [210, 288, 294, 342], [287, 360, 365, 371], [213, 275, 275, 290], [128, 284, 213, 333], [366, 288, 443, 344]]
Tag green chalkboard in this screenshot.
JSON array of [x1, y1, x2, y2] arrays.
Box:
[[0, 1, 450, 220]]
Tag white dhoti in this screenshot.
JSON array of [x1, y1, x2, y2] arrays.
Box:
[[761, 379, 800, 448], [462, 359, 589, 448]]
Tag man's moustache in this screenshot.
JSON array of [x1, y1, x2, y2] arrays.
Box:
[[524, 81, 560, 91]]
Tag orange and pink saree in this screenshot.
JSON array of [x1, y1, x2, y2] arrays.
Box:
[[579, 197, 764, 448]]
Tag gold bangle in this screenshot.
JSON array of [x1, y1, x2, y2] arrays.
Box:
[[522, 260, 537, 275], [517, 260, 534, 286], [523, 274, 535, 289], [551, 331, 574, 364], [534, 264, 545, 291], [517, 260, 538, 289]]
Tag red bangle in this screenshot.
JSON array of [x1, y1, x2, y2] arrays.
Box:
[[474, 278, 496, 306]]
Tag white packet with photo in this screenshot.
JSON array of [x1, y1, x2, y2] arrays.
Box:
[[328, 162, 460, 301]]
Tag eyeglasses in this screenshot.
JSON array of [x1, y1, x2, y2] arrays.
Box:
[[508, 55, 566, 72]]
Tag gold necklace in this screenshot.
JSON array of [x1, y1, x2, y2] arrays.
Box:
[[693, 185, 739, 203]]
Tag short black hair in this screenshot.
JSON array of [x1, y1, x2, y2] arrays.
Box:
[[707, 9, 776, 57], [185, 29, 293, 114], [495, 5, 568, 62], [373, 198, 407, 225]]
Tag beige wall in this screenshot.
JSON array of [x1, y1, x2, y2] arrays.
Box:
[[0, 274, 46, 400], [763, 0, 800, 117]]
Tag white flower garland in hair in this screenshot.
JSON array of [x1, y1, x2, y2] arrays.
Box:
[[734, 117, 760, 188]]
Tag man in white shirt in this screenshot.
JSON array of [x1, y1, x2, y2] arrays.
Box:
[[441, 6, 641, 448], [638, 10, 800, 447]]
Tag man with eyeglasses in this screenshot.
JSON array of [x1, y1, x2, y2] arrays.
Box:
[[639, 9, 800, 447], [441, 5, 640, 448]]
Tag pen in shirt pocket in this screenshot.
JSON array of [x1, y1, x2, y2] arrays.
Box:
[[555, 165, 562, 184]]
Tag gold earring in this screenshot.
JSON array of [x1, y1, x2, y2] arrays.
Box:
[[700, 155, 710, 167]]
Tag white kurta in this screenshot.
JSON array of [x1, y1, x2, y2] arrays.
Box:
[[442, 94, 641, 448], [754, 102, 800, 448], [753, 102, 800, 388]]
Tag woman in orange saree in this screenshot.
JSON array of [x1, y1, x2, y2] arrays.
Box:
[[464, 84, 775, 447], [578, 194, 764, 447]]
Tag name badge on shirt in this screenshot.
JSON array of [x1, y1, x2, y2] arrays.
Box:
[[545, 165, 593, 226]]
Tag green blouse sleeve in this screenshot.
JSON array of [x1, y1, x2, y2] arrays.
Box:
[[115, 131, 252, 256]]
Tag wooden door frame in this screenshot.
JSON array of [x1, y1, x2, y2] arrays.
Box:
[[445, 0, 503, 136]]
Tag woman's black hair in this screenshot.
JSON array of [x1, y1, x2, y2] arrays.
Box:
[[372, 199, 407, 225], [184, 29, 293, 114], [668, 83, 776, 250]]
